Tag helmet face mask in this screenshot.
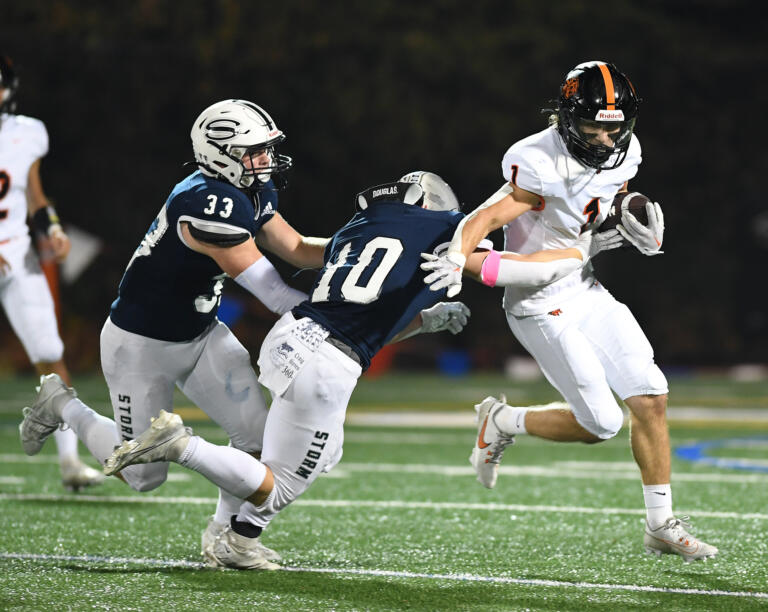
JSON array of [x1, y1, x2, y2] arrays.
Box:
[[191, 99, 292, 190], [0, 54, 19, 115], [556, 61, 640, 170]]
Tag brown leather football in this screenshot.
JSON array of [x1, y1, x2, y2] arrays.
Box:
[[599, 191, 650, 231]]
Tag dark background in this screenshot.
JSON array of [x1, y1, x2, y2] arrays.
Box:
[[2, 0, 766, 375]]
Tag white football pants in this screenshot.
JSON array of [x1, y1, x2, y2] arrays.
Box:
[[251, 312, 362, 527], [0, 235, 64, 363], [505, 282, 668, 439], [100, 317, 269, 491]]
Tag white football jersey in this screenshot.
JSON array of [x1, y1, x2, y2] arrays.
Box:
[[500, 126, 641, 315], [0, 113, 49, 242]]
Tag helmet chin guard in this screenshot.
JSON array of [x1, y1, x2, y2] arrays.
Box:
[[555, 61, 640, 170], [191, 99, 292, 189]]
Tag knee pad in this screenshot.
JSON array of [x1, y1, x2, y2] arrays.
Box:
[[576, 403, 624, 440], [28, 336, 64, 364]]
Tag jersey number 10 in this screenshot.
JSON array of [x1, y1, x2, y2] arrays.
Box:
[[311, 237, 403, 304]]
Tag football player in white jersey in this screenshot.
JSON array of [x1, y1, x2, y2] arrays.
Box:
[[422, 61, 717, 562], [0, 54, 103, 491], [19, 99, 329, 563]]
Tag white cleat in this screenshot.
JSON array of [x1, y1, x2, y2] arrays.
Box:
[[644, 516, 718, 562], [103, 410, 191, 476], [60, 457, 105, 492], [211, 525, 281, 570], [201, 516, 282, 566], [19, 374, 76, 456], [201, 516, 228, 567], [469, 395, 515, 489]]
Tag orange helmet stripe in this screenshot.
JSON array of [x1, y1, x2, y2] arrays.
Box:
[[598, 63, 616, 110]]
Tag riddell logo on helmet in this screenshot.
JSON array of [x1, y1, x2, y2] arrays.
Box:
[[595, 110, 625, 121]]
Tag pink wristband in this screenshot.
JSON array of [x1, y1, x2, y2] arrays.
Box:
[[480, 249, 502, 287]]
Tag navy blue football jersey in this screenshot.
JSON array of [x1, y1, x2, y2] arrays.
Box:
[[293, 200, 464, 369], [110, 171, 279, 341]]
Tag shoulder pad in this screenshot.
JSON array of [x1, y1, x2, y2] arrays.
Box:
[[183, 216, 251, 247]]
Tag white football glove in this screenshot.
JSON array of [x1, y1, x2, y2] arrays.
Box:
[[419, 301, 471, 335], [617, 201, 664, 255], [420, 252, 466, 297], [574, 228, 624, 261]]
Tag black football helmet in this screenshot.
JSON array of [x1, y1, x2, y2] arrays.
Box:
[[0, 55, 19, 114], [556, 61, 640, 170]]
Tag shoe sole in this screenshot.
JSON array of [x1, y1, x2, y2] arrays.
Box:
[[644, 544, 717, 563]]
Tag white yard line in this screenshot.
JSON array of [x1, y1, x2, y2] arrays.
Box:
[[2, 493, 767, 520], [3, 453, 768, 483], [0, 552, 764, 600]]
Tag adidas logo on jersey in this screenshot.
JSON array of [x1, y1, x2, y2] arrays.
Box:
[[261, 202, 274, 217]]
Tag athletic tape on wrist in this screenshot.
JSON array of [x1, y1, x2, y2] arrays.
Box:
[[32, 205, 61, 236]]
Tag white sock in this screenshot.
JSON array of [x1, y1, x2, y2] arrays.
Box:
[[61, 398, 121, 464], [214, 488, 244, 525], [643, 484, 673, 529], [494, 405, 528, 435], [53, 427, 78, 462], [179, 436, 266, 500], [237, 490, 277, 529]]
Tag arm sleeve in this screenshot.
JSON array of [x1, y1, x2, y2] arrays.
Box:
[[234, 256, 307, 315], [486, 256, 582, 288]]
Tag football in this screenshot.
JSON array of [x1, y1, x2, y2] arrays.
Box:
[[598, 191, 650, 232]]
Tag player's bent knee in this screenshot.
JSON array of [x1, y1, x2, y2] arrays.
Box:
[[580, 408, 624, 441], [30, 343, 64, 365]]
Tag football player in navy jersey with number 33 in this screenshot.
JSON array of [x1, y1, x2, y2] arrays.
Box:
[[20, 99, 328, 563]]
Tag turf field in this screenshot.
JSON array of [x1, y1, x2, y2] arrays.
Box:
[[1, 373, 767, 611]]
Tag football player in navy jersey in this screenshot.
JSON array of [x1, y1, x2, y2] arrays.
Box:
[[20, 99, 328, 563], [101, 171, 603, 569]]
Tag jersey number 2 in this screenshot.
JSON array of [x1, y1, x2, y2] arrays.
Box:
[[311, 237, 404, 304]]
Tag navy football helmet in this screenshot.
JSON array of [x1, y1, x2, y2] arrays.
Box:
[[556, 61, 640, 170]]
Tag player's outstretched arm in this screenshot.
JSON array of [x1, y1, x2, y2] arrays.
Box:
[[457, 227, 624, 289], [422, 183, 538, 297], [255, 213, 329, 269], [180, 222, 307, 314]]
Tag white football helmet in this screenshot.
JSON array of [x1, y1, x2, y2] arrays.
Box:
[[399, 171, 460, 212], [191, 99, 292, 189]]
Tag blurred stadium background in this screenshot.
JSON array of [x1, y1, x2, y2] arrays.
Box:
[[2, 1, 766, 381]]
